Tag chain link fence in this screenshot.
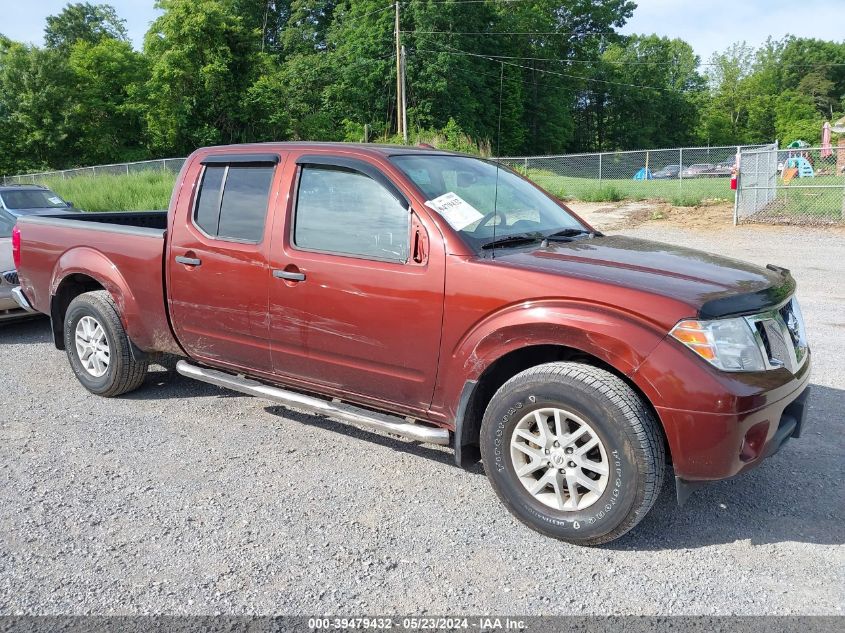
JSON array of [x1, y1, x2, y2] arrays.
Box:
[[0, 158, 187, 185], [5, 142, 843, 225], [736, 143, 845, 225], [497, 145, 760, 205]]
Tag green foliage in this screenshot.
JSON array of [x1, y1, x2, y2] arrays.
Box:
[[579, 185, 625, 203], [775, 91, 824, 145], [41, 171, 176, 211], [1, 2, 844, 178], [527, 169, 728, 205], [698, 36, 845, 146], [576, 35, 704, 151], [0, 42, 75, 173], [142, 0, 263, 154], [670, 194, 701, 207], [66, 39, 149, 163], [44, 2, 128, 50]]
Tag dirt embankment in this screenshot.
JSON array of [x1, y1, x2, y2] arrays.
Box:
[[569, 199, 736, 232]]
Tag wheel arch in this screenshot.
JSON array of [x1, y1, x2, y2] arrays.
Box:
[[50, 273, 106, 350], [453, 343, 669, 469], [50, 251, 148, 362]]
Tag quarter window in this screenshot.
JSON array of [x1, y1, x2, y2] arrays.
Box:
[[294, 166, 409, 262], [194, 165, 274, 242]]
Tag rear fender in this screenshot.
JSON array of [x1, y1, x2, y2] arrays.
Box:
[[50, 247, 143, 348]]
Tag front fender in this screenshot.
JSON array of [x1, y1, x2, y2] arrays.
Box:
[[439, 300, 668, 420]]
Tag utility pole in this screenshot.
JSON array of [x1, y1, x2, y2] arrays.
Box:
[[394, 2, 403, 140], [400, 45, 408, 144]]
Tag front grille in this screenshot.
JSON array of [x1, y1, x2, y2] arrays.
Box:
[[758, 320, 789, 367], [1, 270, 18, 286], [746, 297, 808, 373]]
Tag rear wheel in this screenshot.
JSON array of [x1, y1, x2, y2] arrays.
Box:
[[480, 362, 665, 545], [64, 290, 148, 397]]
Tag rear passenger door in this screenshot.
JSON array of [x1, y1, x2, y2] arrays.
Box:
[[268, 154, 446, 414], [168, 153, 282, 372]]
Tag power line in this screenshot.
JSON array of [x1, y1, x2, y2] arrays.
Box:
[[412, 38, 675, 92], [412, 46, 624, 99], [404, 31, 845, 68], [403, 0, 535, 4], [334, 3, 395, 25], [403, 30, 617, 37]]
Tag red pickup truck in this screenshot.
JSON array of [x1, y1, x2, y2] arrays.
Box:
[[12, 143, 811, 545]]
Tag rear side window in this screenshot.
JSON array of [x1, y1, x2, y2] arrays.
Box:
[[294, 166, 409, 262], [193, 165, 274, 242]]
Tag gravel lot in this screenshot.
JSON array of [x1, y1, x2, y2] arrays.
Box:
[[0, 221, 843, 616]]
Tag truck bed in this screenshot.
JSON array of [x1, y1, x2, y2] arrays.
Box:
[[38, 210, 169, 231], [16, 211, 181, 354]]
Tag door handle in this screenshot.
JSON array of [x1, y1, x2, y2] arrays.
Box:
[[273, 269, 306, 282], [175, 255, 202, 266]]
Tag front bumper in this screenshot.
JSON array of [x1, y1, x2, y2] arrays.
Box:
[[634, 337, 811, 486]]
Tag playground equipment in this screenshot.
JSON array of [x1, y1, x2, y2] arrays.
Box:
[[783, 156, 814, 182]]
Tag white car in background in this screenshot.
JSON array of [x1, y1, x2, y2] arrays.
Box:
[[0, 184, 78, 322], [0, 214, 27, 322]]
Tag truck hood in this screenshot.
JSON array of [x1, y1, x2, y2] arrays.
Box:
[[494, 235, 794, 319]]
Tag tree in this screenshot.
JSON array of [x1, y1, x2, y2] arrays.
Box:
[[66, 38, 148, 164], [44, 2, 128, 50], [775, 91, 824, 145], [780, 38, 845, 119], [0, 42, 75, 171], [585, 35, 703, 151], [697, 43, 760, 145], [142, 0, 263, 154]]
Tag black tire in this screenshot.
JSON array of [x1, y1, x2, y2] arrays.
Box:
[[479, 361, 665, 546], [64, 290, 148, 397]]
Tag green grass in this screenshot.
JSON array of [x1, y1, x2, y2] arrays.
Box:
[[32, 168, 726, 212], [40, 171, 177, 212], [31, 167, 840, 222], [525, 169, 733, 206], [758, 177, 845, 221]]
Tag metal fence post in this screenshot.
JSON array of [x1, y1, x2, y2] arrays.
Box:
[[598, 153, 602, 184], [678, 148, 683, 193], [733, 149, 741, 226], [841, 166, 845, 220]]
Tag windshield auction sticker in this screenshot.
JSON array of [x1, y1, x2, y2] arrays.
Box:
[[425, 192, 484, 231]]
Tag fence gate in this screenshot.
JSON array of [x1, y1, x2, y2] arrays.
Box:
[[736, 142, 845, 225]]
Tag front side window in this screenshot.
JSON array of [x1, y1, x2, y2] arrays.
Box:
[[294, 166, 409, 262], [193, 165, 274, 242], [391, 155, 587, 252]]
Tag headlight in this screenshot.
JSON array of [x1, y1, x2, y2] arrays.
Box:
[[670, 317, 766, 372]]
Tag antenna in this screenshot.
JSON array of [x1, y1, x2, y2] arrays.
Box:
[[491, 61, 504, 259]]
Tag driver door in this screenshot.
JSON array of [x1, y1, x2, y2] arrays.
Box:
[[268, 155, 445, 414]]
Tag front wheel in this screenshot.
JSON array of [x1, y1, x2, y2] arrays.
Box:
[[64, 290, 148, 397], [480, 362, 665, 545]]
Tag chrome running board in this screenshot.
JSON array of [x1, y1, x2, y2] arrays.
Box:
[[176, 361, 450, 446]]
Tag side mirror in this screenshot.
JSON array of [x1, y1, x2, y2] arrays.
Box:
[[66, 201, 74, 207]]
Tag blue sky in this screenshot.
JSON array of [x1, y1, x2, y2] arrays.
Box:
[[0, 0, 842, 63]]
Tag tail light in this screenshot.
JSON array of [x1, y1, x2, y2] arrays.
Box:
[[12, 225, 21, 269]]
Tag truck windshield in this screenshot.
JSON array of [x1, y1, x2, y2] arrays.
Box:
[[390, 154, 587, 251], [0, 190, 69, 210]]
